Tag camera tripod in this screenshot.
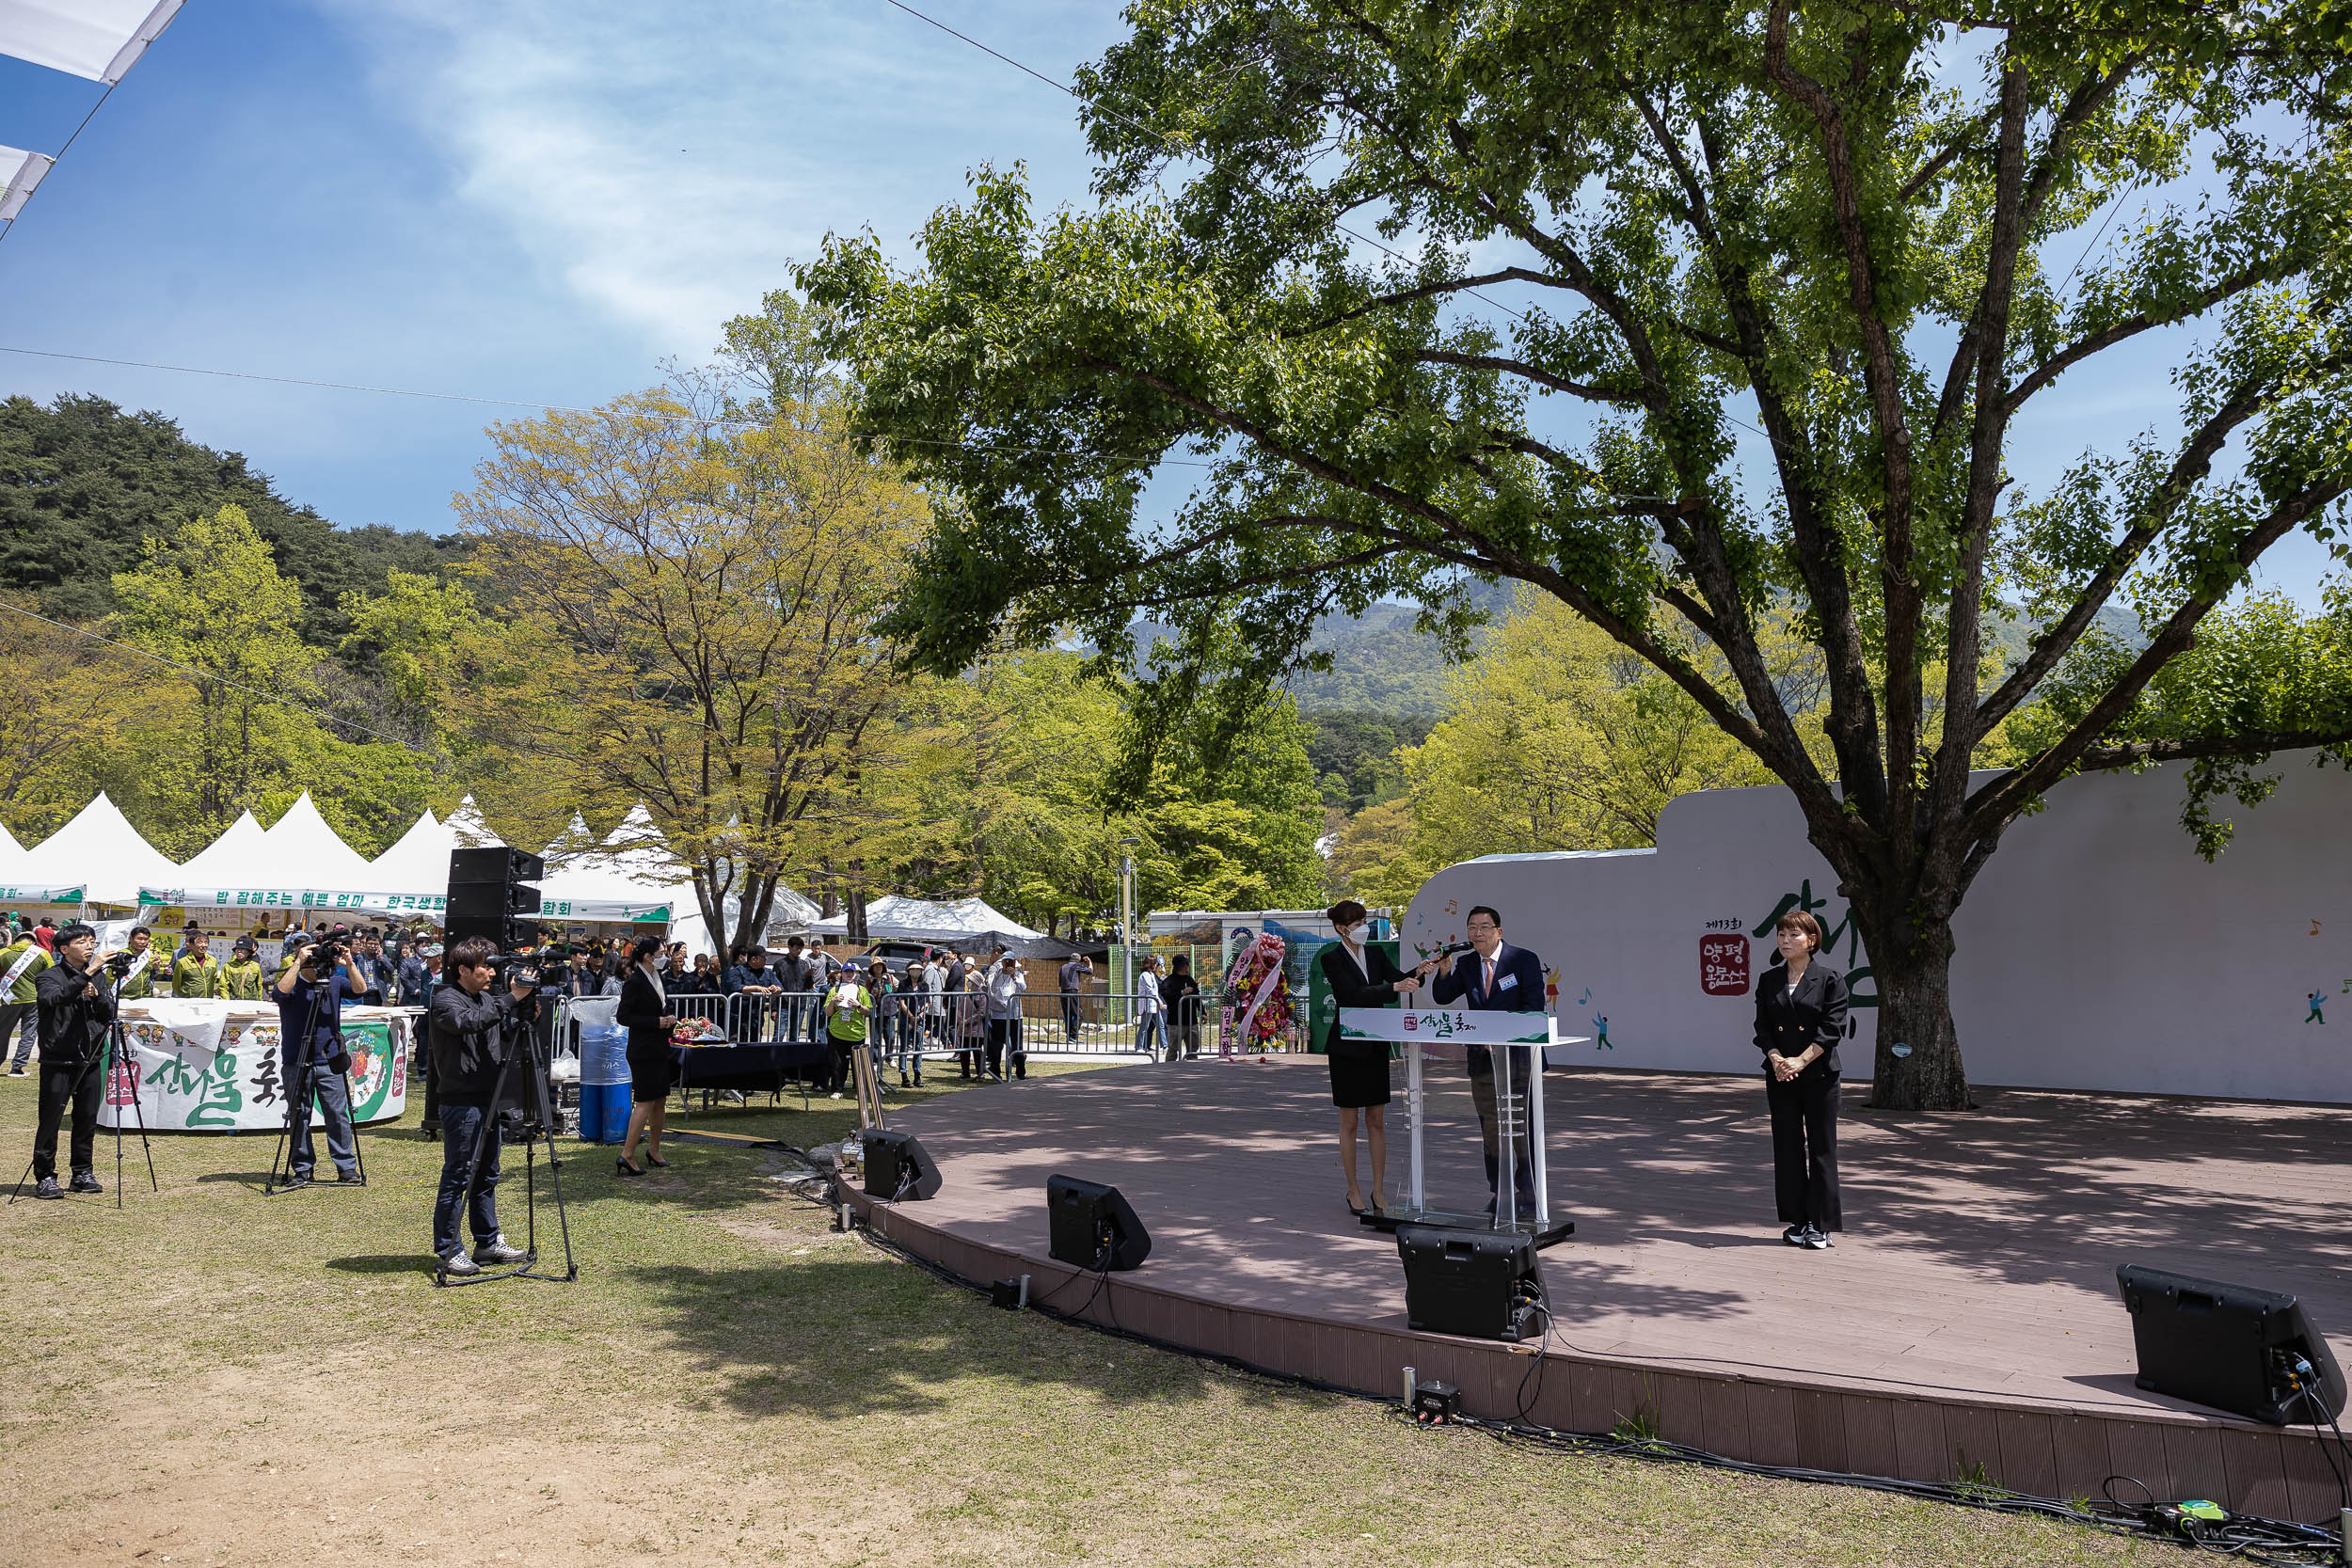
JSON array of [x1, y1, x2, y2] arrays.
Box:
[[263, 974, 369, 1196], [435, 1006, 577, 1288], [8, 960, 159, 1208]]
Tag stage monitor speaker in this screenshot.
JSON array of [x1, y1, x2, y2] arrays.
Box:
[[1396, 1224, 1543, 1342], [864, 1129, 942, 1201], [2117, 1262, 2346, 1426], [449, 846, 545, 885], [1046, 1174, 1151, 1272]]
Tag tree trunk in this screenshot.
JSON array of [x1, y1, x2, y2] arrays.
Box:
[[1859, 920, 1971, 1112]]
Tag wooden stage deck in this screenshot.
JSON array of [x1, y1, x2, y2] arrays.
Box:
[[842, 1058, 2352, 1522]]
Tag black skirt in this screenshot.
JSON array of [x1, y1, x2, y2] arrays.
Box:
[[625, 1036, 675, 1104], [1327, 1046, 1391, 1108]]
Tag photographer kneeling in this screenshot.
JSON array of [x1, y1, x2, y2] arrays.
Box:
[[273, 931, 367, 1187], [27, 923, 114, 1199], [428, 935, 536, 1276]]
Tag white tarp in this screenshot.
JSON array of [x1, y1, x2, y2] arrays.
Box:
[[809, 894, 1043, 941], [0, 0, 184, 84], [0, 145, 52, 221], [14, 791, 180, 904]]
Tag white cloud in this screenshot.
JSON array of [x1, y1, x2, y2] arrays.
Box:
[[315, 0, 1119, 351]]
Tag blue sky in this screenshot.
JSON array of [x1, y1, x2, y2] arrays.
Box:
[[0, 1, 2340, 607]]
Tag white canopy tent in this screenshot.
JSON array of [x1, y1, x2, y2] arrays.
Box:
[[444, 796, 501, 848], [15, 791, 180, 905], [808, 895, 1045, 942], [0, 822, 24, 867], [0, 146, 50, 222], [141, 792, 450, 922]]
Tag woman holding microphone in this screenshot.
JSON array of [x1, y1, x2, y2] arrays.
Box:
[[1317, 900, 1420, 1219], [615, 934, 678, 1177], [1754, 911, 1848, 1248]]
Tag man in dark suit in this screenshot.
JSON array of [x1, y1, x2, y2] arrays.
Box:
[[1424, 904, 1547, 1216]]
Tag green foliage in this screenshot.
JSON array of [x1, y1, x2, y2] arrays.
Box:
[[1300, 707, 1430, 810], [2014, 591, 2352, 856], [0, 393, 465, 637], [802, 1, 2352, 1108]]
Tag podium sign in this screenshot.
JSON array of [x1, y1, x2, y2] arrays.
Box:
[[1338, 1006, 1551, 1047]]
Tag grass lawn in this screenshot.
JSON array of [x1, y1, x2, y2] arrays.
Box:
[[0, 1060, 2169, 1567]]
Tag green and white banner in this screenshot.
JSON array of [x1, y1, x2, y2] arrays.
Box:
[[143, 886, 673, 924], [100, 1009, 412, 1132], [1338, 1006, 1553, 1047], [0, 884, 85, 904]]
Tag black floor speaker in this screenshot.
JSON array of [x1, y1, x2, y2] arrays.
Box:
[[2116, 1262, 2346, 1426], [1397, 1224, 1544, 1341], [1046, 1174, 1151, 1271], [863, 1129, 942, 1201]]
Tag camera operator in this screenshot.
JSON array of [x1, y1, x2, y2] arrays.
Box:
[[272, 931, 366, 1187], [26, 923, 116, 1199], [427, 935, 536, 1276]]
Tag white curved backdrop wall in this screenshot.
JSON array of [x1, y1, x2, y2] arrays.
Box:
[[1402, 759, 2352, 1103]]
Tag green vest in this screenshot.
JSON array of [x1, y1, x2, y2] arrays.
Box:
[[172, 954, 225, 999], [1, 939, 51, 1005], [220, 958, 265, 1001], [827, 982, 870, 1042], [117, 947, 162, 1000]]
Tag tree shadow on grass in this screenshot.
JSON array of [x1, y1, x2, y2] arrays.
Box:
[[626, 1251, 1279, 1424]]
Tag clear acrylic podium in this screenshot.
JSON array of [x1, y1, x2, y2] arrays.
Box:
[[1337, 1006, 1579, 1247]]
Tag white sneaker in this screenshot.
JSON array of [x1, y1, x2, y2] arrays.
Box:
[[1801, 1226, 1834, 1250], [441, 1249, 480, 1277], [477, 1234, 528, 1264], [829, 1090, 844, 1100]]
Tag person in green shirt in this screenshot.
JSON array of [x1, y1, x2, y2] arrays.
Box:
[[115, 927, 163, 1001], [0, 926, 51, 1073], [171, 932, 226, 999], [220, 936, 266, 1001], [824, 961, 875, 1101]]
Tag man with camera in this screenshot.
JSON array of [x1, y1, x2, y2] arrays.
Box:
[[27, 923, 117, 1198], [427, 935, 536, 1275], [272, 930, 366, 1187]]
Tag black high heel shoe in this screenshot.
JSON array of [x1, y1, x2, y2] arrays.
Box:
[[645, 1154, 669, 1168], [615, 1155, 644, 1177]]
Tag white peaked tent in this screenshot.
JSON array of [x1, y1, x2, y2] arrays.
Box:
[[0, 822, 24, 867], [15, 792, 180, 904], [253, 793, 379, 887], [369, 809, 453, 898], [445, 796, 502, 848], [541, 812, 596, 866], [171, 810, 268, 885], [534, 803, 684, 925]]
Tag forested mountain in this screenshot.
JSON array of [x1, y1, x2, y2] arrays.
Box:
[[0, 393, 466, 638]]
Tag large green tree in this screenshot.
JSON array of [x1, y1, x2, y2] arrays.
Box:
[[805, 0, 2352, 1109]]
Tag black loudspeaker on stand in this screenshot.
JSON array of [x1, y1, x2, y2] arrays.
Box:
[[1047, 1174, 1151, 1272], [2116, 1262, 2345, 1427], [864, 1129, 942, 1202]]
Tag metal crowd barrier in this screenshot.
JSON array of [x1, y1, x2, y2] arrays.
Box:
[[548, 984, 1307, 1071]]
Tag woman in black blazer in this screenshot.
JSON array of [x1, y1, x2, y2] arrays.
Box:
[[1318, 899, 1422, 1219], [614, 934, 678, 1177], [1754, 911, 1850, 1248]]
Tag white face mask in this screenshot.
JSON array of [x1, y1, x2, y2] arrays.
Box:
[[1343, 923, 1372, 944]]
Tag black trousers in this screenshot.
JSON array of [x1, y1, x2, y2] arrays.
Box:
[[34, 1055, 101, 1179], [1468, 1047, 1538, 1203], [1765, 1067, 1842, 1231], [986, 1018, 1023, 1077]]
